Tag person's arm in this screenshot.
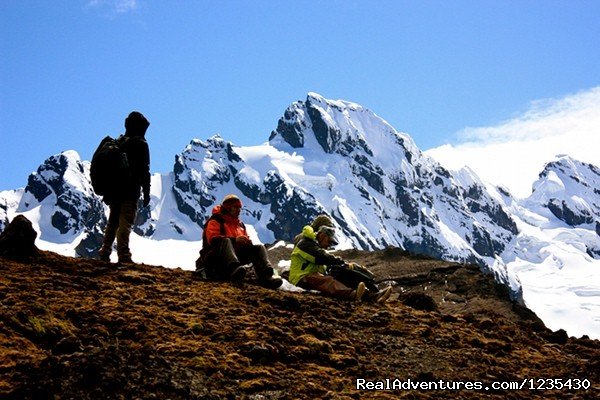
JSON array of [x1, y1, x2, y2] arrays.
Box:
[[128, 138, 151, 205], [297, 238, 344, 266], [139, 141, 151, 205], [204, 219, 224, 246]]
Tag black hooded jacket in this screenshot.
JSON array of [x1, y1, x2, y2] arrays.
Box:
[[111, 112, 151, 202]]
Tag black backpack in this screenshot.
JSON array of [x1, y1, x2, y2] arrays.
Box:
[[90, 136, 130, 197]]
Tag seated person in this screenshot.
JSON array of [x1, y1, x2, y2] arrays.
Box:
[[289, 221, 365, 301], [196, 194, 282, 289], [290, 215, 392, 303]]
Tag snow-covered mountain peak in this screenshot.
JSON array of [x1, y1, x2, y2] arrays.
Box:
[[269, 93, 420, 170], [20, 151, 92, 205], [306, 91, 364, 112], [536, 155, 600, 191], [528, 155, 600, 227], [176, 135, 240, 180], [15, 150, 105, 241]]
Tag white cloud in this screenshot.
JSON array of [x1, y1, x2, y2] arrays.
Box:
[[87, 0, 138, 14], [426, 87, 600, 198]]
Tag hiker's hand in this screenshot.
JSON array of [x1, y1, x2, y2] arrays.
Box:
[[143, 193, 150, 207]]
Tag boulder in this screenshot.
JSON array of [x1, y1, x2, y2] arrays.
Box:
[[0, 215, 39, 258]]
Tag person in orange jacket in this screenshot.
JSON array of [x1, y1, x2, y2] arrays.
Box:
[[196, 194, 283, 289]]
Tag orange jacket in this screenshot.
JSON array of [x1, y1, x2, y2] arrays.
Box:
[[204, 205, 249, 246]]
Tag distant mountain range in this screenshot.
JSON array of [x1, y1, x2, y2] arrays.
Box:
[[1, 93, 599, 339]]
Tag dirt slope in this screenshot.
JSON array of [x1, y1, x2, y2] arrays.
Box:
[[1, 248, 598, 399]]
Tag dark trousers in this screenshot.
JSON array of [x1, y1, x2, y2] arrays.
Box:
[[200, 238, 275, 282], [99, 200, 137, 261]]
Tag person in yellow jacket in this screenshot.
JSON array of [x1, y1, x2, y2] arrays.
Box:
[[290, 224, 366, 301], [290, 215, 393, 303]]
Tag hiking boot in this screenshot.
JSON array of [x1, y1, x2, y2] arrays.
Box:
[[118, 256, 134, 265], [99, 252, 111, 262], [354, 282, 366, 302], [229, 265, 247, 282], [261, 275, 283, 290], [375, 286, 393, 304], [193, 267, 208, 280]]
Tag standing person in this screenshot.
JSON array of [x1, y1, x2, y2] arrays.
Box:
[[98, 111, 151, 264], [196, 194, 283, 289]]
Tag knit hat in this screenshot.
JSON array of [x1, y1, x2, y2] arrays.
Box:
[[221, 194, 242, 208], [311, 214, 334, 231], [317, 225, 338, 246]]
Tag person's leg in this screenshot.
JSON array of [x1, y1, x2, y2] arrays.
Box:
[[299, 273, 360, 300], [205, 238, 245, 281], [99, 202, 121, 261], [116, 200, 137, 263], [238, 244, 282, 288]]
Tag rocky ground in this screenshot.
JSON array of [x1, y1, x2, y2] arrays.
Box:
[[1, 246, 598, 399]]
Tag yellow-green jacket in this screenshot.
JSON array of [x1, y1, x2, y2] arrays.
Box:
[[289, 226, 345, 285]]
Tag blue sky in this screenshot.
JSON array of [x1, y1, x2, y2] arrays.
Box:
[[1, 0, 600, 192]]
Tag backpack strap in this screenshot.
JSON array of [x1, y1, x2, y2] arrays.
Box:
[[200, 213, 248, 254], [200, 214, 225, 256], [212, 213, 226, 236], [116, 134, 128, 146]]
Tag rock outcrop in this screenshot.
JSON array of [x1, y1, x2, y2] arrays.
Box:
[[0, 215, 39, 258]]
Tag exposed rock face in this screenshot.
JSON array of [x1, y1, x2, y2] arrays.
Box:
[[20, 151, 106, 235], [531, 156, 600, 227], [0, 200, 9, 233], [267, 93, 518, 264], [11, 151, 159, 257], [263, 172, 323, 241], [519, 156, 600, 260], [548, 199, 594, 226], [0, 215, 39, 258], [73, 226, 104, 258], [172, 137, 235, 225]]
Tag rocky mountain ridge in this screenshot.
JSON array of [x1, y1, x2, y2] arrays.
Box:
[[1, 94, 521, 265]]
